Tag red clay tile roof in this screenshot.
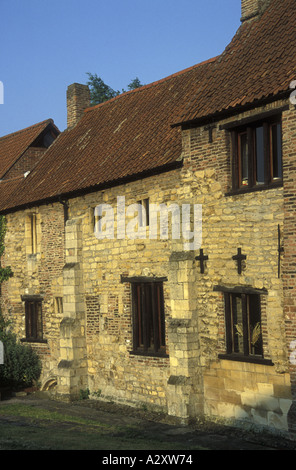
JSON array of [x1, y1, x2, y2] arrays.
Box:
[[0, 58, 216, 212], [0, 0, 294, 213], [175, 0, 296, 125], [0, 119, 59, 179]]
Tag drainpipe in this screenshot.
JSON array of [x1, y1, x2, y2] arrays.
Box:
[[59, 198, 69, 224]]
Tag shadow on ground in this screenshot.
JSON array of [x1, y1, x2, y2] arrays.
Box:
[[0, 392, 295, 451]]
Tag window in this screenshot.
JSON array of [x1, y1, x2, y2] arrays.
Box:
[[93, 207, 103, 233], [222, 292, 264, 360], [25, 213, 39, 257], [231, 117, 282, 191], [55, 297, 63, 314], [30, 214, 37, 254], [127, 278, 166, 356], [137, 198, 149, 227], [24, 299, 43, 341]]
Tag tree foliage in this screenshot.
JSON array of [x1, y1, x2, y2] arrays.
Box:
[[0, 318, 42, 389], [0, 216, 13, 284], [86, 73, 144, 106]]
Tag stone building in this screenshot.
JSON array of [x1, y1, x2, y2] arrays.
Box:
[[1, 0, 296, 435]]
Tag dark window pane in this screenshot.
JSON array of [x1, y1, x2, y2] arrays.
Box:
[[133, 282, 165, 354], [226, 293, 263, 357], [232, 295, 244, 354], [158, 284, 166, 347], [233, 117, 282, 191], [144, 283, 153, 349], [255, 126, 265, 184], [248, 295, 263, 356], [136, 284, 143, 347], [25, 300, 42, 341], [271, 123, 282, 179], [239, 133, 248, 186]]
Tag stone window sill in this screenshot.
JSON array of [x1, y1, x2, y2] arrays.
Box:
[[130, 350, 169, 359], [20, 338, 48, 344], [225, 180, 283, 197], [218, 353, 274, 366]]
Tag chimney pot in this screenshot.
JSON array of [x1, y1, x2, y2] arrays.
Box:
[[67, 83, 90, 128]]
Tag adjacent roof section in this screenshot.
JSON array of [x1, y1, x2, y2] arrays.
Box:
[[174, 0, 296, 126], [0, 0, 294, 213], [0, 119, 59, 179], [0, 58, 216, 212]]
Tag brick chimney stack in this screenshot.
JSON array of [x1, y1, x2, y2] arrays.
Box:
[[241, 0, 271, 22], [67, 83, 90, 128]]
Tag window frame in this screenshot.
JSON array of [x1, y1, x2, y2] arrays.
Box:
[[121, 276, 168, 357], [25, 212, 40, 258], [55, 297, 63, 314], [227, 113, 284, 195], [23, 297, 44, 342], [30, 214, 37, 254], [224, 292, 263, 356], [214, 285, 273, 365], [137, 198, 150, 228]]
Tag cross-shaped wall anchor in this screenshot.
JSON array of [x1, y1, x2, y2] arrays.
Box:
[[204, 124, 216, 144], [195, 249, 209, 274], [232, 248, 247, 275]]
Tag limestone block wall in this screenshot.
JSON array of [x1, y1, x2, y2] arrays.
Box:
[[1, 203, 65, 389], [180, 100, 295, 431], [1, 98, 295, 434], [57, 218, 88, 399], [66, 170, 186, 409], [282, 103, 296, 432], [167, 252, 203, 422]]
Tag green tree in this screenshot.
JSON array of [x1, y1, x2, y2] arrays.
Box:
[[0, 216, 13, 284], [86, 73, 118, 106], [127, 77, 143, 91], [86, 73, 144, 106], [0, 321, 42, 390]]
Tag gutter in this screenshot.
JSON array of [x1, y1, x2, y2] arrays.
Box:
[[0, 160, 183, 216], [171, 90, 291, 129]]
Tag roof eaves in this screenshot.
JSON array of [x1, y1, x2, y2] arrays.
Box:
[[0, 159, 183, 215], [0, 118, 54, 141], [172, 88, 291, 129]]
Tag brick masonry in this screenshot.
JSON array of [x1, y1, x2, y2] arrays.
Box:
[[241, 0, 271, 21], [282, 104, 296, 432], [67, 83, 90, 128]]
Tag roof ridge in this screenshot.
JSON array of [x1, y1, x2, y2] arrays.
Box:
[[0, 118, 53, 141], [84, 56, 219, 114]]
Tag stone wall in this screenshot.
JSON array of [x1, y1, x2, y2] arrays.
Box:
[[1, 203, 65, 389], [282, 103, 296, 432], [65, 171, 183, 408], [241, 0, 271, 21], [1, 98, 296, 433], [179, 100, 295, 431]]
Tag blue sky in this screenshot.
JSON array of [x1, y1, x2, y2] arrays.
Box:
[[0, 0, 241, 137]]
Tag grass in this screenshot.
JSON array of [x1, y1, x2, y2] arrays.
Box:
[[0, 403, 205, 450], [0, 403, 110, 428]]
